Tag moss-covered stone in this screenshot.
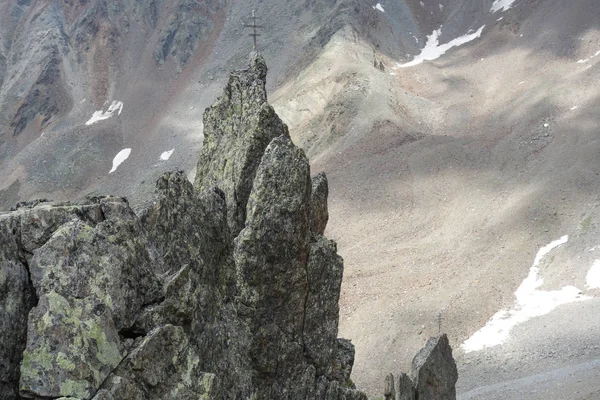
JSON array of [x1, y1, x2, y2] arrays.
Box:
[[96, 325, 219, 400], [20, 292, 125, 399], [28, 210, 162, 331]]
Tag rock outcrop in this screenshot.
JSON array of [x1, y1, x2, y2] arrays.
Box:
[[0, 52, 366, 400], [382, 334, 458, 400], [194, 51, 290, 236]]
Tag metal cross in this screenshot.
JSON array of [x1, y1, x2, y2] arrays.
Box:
[[243, 9, 264, 50], [437, 312, 443, 334]]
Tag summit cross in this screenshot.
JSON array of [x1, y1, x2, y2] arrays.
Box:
[[243, 9, 264, 50]]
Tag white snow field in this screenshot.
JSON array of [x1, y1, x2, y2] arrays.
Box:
[[109, 148, 132, 173], [373, 3, 385, 13], [86, 100, 124, 126], [490, 0, 519, 13], [160, 149, 175, 161], [462, 236, 590, 352], [398, 26, 485, 68]]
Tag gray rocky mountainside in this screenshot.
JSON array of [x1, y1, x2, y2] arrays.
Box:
[[0, 0, 498, 209], [0, 51, 370, 400], [0, 0, 402, 208], [4, 1, 600, 399]]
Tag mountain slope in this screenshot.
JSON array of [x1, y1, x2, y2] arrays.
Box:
[[2, 1, 600, 399], [269, 0, 600, 397]]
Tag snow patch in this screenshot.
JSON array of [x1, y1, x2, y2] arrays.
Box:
[[462, 235, 590, 353], [373, 3, 385, 12], [109, 148, 131, 173], [490, 0, 518, 13], [570, 106, 578, 110], [577, 59, 589, 64], [160, 149, 175, 161], [397, 26, 485, 68], [587, 260, 600, 289], [86, 101, 124, 126]]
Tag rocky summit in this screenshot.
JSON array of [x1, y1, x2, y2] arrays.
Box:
[[0, 53, 368, 400]]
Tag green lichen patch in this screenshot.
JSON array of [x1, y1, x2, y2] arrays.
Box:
[[20, 292, 125, 399]]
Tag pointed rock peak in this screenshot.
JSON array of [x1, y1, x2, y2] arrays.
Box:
[[194, 53, 289, 235], [248, 51, 267, 81], [411, 334, 458, 399]]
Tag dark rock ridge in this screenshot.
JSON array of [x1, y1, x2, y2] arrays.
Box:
[[383, 334, 458, 400], [0, 52, 366, 400]]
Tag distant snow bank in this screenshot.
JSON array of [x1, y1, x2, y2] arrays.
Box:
[[462, 235, 590, 353], [373, 3, 385, 12], [109, 148, 131, 173], [397, 26, 485, 68], [160, 149, 175, 161], [490, 0, 518, 13], [86, 101, 124, 126]]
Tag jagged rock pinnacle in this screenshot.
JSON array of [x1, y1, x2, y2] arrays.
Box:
[[194, 50, 289, 236], [1, 56, 368, 400]]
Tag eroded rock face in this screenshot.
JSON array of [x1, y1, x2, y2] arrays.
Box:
[[0, 52, 366, 400], [0, 216, 36, 399]]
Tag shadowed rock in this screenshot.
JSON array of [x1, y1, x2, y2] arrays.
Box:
[[382, 334, 457, 400], [304, 234, 344, 378], [333, 338, 357, 385], [0, 216, 36, 399], [396, 373, 416, 400], [411, 334, 458, 400], [310, 172, 329, 235], [385, 373, 396, 400]]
